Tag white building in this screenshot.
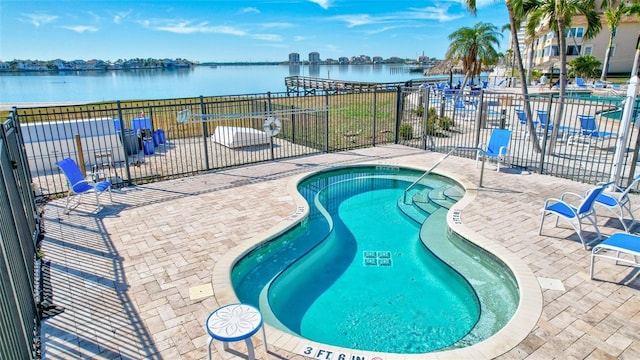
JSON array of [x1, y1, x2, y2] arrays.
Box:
[[519, 6, 640, 77]]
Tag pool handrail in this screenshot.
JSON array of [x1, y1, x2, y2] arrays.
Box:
[[402, 146, 478, 204]]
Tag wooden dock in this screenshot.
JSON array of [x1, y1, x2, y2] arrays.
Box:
[[285, 76, 421, 95]]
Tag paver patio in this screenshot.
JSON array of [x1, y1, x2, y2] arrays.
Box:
[[39, 144, 640, 359]]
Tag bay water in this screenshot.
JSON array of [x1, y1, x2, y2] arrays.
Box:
[[0, 64, 453, 105]]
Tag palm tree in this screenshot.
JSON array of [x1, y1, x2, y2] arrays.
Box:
[[501, 23, 517, 80], [569, 54, 602, 78], [524, 0, 601, 151], [458, 0, 542, 151], [600, 1, 640, 81], [446, 22, 502, 88]]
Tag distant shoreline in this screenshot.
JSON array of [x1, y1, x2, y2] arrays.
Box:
[[0, 102, 89, 111], [0, 62, 420, 74]]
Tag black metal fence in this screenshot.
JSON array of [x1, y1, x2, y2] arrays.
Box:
[[1, 83, 639, 358], [9, 86, 640, 200], [1, 115, 41, 360], [12, 87, 640, 199], [397, 86, 640, 186]]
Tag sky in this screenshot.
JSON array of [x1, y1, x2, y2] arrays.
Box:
[[0, 0, 510, 63]]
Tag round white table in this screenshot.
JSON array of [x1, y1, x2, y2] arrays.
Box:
[[206, 303, 267, 360]]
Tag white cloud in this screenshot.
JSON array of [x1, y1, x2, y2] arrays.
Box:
[[261, 22, 293, 29], [329, 4, 464, 30], [154, 21, 247, 35], [407, 6, 464, 22], [60, 25, 99, 33], [364, 26, 402, 35], [309, 0, 331, 10], [20, 13, 58, 28], [240, 7, 260, 14], [332, 14, 374, 27], [250, 34, 283, 41], [113, 10, 132, 24], [87, 11, 101, 22], [294, 36, 306, 41], [148, 20, 280, 41]]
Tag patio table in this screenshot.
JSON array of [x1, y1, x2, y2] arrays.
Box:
[[205, 303, 267, 360]]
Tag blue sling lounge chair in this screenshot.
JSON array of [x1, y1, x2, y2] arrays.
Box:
[[575, 77, 589, 88], [56, 157, 112, 214], [590, 232, 640, 280], [515, 109, 538, 139], [595, 175, 640, 232], [537, 110, 578, 141], [539, 183, 607, 250], [567, 115, 616, 151], [475, 128, 512, 171]]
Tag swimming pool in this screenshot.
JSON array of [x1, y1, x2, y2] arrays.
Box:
[[230, 165, 520, 354], [598, 99, 640, 121]]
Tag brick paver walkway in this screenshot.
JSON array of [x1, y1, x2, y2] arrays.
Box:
[[40, 145, 640, 359]]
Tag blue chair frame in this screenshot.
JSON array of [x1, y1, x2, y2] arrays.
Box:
[[590, 232, 640, 280], [575, 77, 588, 88], [567, 115, 616, 151], [539, 183, 607, 249], [56, 157, 112, 214], [475, 129, 512, 171], [515, 109, 538, 138], [537, 110, 578, 141], [595, 175, 640, 232]]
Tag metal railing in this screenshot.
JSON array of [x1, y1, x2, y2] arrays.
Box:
[[1, 114, 41, 360], [396, 85, 640, 187], [403, 147, 461, 204], [11, 86, 640, 200], [2, 81, 640, 358]]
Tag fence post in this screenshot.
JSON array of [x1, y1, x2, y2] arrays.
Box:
[[291, 105, 296, 146], [610, 76, 639, 186], [476, 90, 485, 129], [372, 90, 378, 147], [324, 92, 329, 153], [267, 92, 276, 160], [537, 94, 554, 174], [116, 101, 132, 186], [625, 98, 640, 186], [200, 96, 210, 170], [421, 86, 429, 150], [394, 86, 402, 144]]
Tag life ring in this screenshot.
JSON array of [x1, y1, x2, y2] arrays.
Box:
[[263, 116, 281, 136], [177, 109, 192, 124]]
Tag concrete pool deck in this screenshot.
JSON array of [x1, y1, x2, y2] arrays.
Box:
[[39, 144, 640, 359]]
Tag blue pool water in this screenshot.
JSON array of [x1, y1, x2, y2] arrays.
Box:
[[231, 166, 518, 354]]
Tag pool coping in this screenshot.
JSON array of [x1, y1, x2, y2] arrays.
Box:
[[211, 160, 543, 360]]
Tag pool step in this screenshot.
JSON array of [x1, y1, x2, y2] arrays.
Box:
[[397, 189, 429, 223], [398, 185, 462, 224], [413, 186, 459, 211]]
